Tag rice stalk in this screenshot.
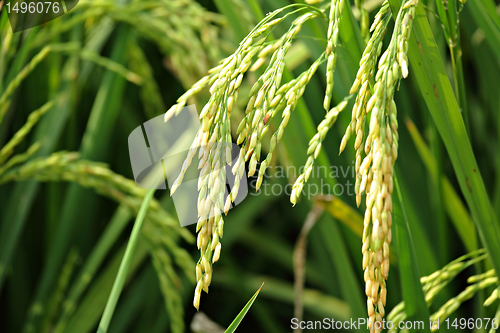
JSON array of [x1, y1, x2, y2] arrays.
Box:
[[357, 0, 370, 45], [165, 0, 422, 316], [484, 285, 500, 307], [429, 276, 498, 328], [0, 46, 54, 119], [386, 249, 492, 332], [165, 4, 327, 310], [323, 0, 345, 111], [0, 101, 52, 164], [0, 152, 193, 242], [0, 152, 194, 332], [0, 142, 41, 177], [0, 1, 226, 331], [40, 249, 79, 333], [2, 0, 226, 90], [0, 42, 144, 126]]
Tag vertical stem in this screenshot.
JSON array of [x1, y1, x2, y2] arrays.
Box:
[[96, 188, 155, 333], [450, 43, 469, 135], [293, 205, 323, 332], [448, 0, 469, 134], [434, 0, 469, 134]]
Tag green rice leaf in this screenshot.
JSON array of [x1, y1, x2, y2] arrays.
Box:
[[224, 283, 264, 333], [393, 174, 431, 332], [405, 118, 477, 253], [389, 0, 500, 277]]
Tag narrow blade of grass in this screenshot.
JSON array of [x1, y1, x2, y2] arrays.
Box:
[[214, 272, 351, 320], [224, 283, 264, 333], [97, 188, 155, 333], [393, 174, 431, 332]]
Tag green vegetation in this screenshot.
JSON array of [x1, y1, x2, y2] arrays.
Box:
[[0, 0, 499, 332]]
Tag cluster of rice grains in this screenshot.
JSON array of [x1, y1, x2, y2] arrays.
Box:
[[386, 250, 500, 333], [291, 0, 346, 204], [342, 0, 418, 331], [164, 5, 325, 310], [294, 1, 417, 328], [165, 0, 419, 322], [324, 0, 344, 111]]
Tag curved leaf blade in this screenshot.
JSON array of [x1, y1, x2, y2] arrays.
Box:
[[225, 283, 264, 333]]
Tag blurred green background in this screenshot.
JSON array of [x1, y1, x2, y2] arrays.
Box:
[[0, 0, 499, 332]]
